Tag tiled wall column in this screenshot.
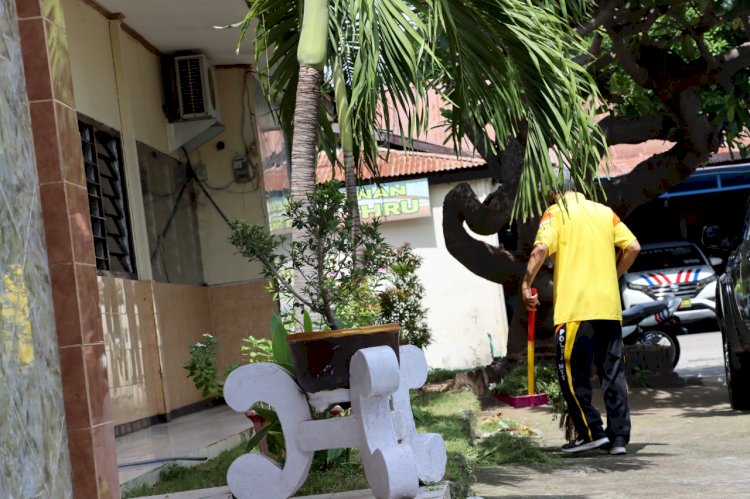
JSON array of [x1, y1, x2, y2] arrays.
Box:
[[15, 0, 119, 497]]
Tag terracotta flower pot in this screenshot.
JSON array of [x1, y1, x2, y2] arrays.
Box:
[[286, 323, 400, 393]]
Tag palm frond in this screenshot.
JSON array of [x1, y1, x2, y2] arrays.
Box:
[[237, 0, 606, 220], [430, 0, 606, 219]]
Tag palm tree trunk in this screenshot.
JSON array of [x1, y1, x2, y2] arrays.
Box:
[[333, 59, 362, 266], [290, 0, 329, 327], [290, 65, 324, 325]]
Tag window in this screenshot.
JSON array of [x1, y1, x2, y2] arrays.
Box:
[[630, 244, 707, 272], [79, 118, 136, 276]]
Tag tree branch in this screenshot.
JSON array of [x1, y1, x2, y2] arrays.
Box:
[[606, 27, 649, 85], [598, 115, 674, 144], [470, 124, 501, 180], [574, 33, 603, 66], [258, 254, 317, 313], [740, 9, 750, 39], [601, 142, 707, 217], [718, 42, 750, 89], [609, 6, 664, 36], [576, 0, 623, 36], [442, 183, 526, 285]]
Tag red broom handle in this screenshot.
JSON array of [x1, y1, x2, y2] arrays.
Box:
[[527, 288, 537, 395]]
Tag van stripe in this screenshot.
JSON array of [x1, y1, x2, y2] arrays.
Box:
[[693, 268, 700, 281]]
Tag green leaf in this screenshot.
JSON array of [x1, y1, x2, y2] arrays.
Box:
[[303, 310, 314, 333], [326, 447, 345, 463], [253, 406, 281, 423], [245, 422, 276, 452], [271, 313, 294, 371]]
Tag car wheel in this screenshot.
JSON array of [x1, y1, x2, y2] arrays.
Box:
[[640, 330, 681, 368], [723, 335, 750, 410]]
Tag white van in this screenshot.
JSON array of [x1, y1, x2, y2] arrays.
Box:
[[621, 241, 720, 325]]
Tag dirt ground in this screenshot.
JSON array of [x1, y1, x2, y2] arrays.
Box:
[[472, 378, 750, 499]]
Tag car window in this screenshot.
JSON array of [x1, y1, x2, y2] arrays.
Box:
[[630, 245, 706, 272]]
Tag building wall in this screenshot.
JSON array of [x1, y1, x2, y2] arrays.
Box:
[[152, 282, 213, 412], [99, 276, 275, 423], [62, 0, 121, 130], [1, 1, 73, 495], [122, 33, 170, 152], [59, 0, 274, 425], [99, 277, 165, 426], [192, 68, 267, 285], [16, 0, 123, 495], [379, 179, 508, 369], [139, 142, 205, 285]]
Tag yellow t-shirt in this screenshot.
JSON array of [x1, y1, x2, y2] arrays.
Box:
[[534, 192, 637, 325]]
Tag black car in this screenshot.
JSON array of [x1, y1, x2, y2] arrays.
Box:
[[708, 198, 750, 410]]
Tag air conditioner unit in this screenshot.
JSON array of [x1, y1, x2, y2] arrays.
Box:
[[174, 54, 218, 120]]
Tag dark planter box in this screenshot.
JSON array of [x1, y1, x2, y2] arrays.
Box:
[[287, 323, 401, 393]]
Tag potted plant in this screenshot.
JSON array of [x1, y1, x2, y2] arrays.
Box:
[[230, 181, 400, 393]]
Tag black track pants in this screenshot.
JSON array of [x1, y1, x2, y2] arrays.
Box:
[[555, 320, 631, 444]]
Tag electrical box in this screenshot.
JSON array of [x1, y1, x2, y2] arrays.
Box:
[[232, 155, 252, 183]]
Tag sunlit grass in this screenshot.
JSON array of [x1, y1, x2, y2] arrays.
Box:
[[122, 389, 554, 498]]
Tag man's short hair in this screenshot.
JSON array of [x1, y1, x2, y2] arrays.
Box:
[[554, 165, 577, 192]]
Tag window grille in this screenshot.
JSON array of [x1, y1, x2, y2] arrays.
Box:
[[78, 118, 136, 276]]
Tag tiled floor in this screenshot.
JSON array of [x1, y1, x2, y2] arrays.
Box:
[[117, 405, 252, 487]]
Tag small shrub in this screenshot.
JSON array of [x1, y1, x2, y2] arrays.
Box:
[[379, 244, 431, 348], [183, 333, 224, 398], [229, 181, 392, 331], [333, 278, 382, 329], [241, 336, 273, 364]]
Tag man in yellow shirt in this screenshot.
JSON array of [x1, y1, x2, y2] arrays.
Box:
[[522, 179, 640, 455]]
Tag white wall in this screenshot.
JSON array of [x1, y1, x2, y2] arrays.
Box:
[[379, 178, 508, 369], [63, 0, 121, 129], [192, 68, 267, 285]]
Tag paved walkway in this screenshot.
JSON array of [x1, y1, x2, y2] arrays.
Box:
[[117, 405, 251, 489], [472, 375, 750, 498]]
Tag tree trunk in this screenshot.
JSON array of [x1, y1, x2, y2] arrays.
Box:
[[290, 65, 324, 326], [333, 59, 362, 266]]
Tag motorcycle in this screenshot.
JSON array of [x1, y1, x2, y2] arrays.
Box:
[[622, 296, 686, 368]]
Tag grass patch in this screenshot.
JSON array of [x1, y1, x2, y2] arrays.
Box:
[[123, 389, 554, 498], [410, 390, 480, 497], [121, 442, 247, 498], [296, 450, 369, 496], [477, 433, 557, 466], [426, 367, 465, 384]]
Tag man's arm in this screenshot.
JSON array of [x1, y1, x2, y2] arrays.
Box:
[[522, 243, 549, 311], [616, 240, 641, 278]]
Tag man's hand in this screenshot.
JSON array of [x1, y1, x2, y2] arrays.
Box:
[[522, 287, 539, 311]]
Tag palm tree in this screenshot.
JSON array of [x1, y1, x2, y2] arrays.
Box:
[[237, 0, 604, 290]]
